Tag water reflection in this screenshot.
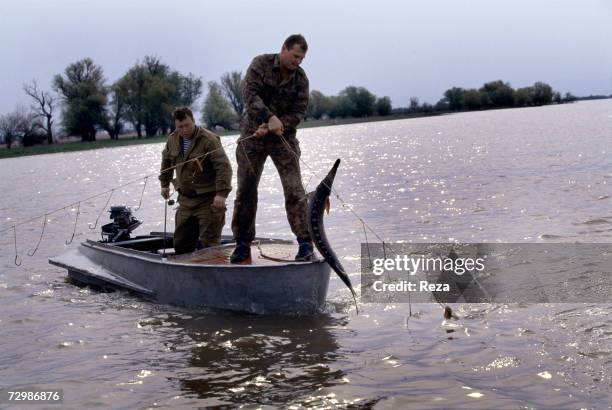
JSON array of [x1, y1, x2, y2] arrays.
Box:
[[165, 312, 346, 405], [0, 101, 611, 408]]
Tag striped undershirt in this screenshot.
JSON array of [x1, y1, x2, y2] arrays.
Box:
[[181, 126, 198, 153], [181, 137, 192, 153]]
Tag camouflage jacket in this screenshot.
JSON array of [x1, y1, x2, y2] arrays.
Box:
[[241, 53, 309, 138], [159, 126, 232, 198]]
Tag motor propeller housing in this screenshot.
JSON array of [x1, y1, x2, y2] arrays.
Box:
[[101, 206, 142, 243]]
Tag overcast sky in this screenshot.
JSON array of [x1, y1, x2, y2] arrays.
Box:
[[1, 0, 611, 114]]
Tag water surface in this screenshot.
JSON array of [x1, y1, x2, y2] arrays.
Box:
[[1, 100, 611, 408]]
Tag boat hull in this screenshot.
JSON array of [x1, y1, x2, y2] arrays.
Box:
[[50, 237, 331, 315]]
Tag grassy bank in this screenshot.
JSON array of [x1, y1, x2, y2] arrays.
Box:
[[0, 135, 170, 159], [0, 112, 441, 160]]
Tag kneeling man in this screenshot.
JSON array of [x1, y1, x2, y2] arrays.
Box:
[[159, 107, 232, 254]]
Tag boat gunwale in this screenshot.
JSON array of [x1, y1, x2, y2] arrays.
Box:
[[83, 239, 328, 269]]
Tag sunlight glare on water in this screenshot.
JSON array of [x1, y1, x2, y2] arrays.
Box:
[[0, 100, 610, 408]]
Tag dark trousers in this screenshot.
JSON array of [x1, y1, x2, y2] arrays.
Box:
[[174, 192, 225, 254], [231, 135, 310, 243]]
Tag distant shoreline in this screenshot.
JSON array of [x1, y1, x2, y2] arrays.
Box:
[[1, 99, 606, 160], [0, 111, 444, 160]]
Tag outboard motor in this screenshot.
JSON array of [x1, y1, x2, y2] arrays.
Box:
[[101, 206, 142, 243]]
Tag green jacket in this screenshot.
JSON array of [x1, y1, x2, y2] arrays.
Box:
[[241, 53, 309, 137], [159, 126, 232, 198]]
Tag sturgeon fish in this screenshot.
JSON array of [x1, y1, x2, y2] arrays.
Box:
[[307, 159, 358, 313]]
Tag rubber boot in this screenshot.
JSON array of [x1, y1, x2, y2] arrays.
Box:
[[230, 241, 252, 263], [295, 241, 315, 262]]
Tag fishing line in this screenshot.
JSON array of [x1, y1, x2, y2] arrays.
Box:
[[279, 134, 405, 258], [0, 134, 259, 236], [1, 133, 264, 269], [279, 135, 400, 250], [133, 177, 148, 211], [27, 214, 47, 256], [5, 129, 451, 320], [4, 130, 469, 317], [278, 134, 464, 316], [303, 173, 314, 191], [13, 226, 21, 266], [239, 140, 258, 176], [65, 202, 81, 245], [89, 190, 114, 230], [362, 223, 372, 268]]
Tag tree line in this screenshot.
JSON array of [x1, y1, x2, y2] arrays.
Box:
[[307, 88, 392, 119], [0, 56, 394, 147], [1, 57, 606, 149], [0, 56, 202, 146], [201, 84, 395, 129], [403, 80, 580, 114]]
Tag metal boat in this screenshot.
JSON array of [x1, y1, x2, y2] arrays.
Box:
[[49, 159, 350, 315], [49, 208, 331, 315]]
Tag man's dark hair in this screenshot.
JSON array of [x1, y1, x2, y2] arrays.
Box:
[[172, 107, 194, 122], [283, 34, 308, 52]]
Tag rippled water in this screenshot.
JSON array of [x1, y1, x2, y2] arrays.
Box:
[[1, 100, 611, 408]]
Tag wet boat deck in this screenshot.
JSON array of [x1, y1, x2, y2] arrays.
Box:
[[171, 242, 314, 266]]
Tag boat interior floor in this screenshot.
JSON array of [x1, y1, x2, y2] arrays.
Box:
[[105, 234, 316, 266], [172, 243, 313, 266]]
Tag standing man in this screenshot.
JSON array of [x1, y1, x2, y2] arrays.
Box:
[[159, 107, 232, 254], [230, 34, 313, 263]]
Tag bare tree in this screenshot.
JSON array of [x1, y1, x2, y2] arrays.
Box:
[[220, 71, 244, 117], [0, 114, 19, 149], [23, 80, 55, 144], [0, 106, 40, 149], [409, 97, 420, 112]]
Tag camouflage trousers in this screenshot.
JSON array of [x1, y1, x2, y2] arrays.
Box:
[[231, 134, 310, 243], [174, 192, 225, 254]]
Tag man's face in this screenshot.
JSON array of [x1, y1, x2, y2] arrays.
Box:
[[175, 116, 196, 139], [279, 44, 306, 72]]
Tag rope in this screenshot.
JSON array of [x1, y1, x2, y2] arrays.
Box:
[[254, 240, 294, 262]]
